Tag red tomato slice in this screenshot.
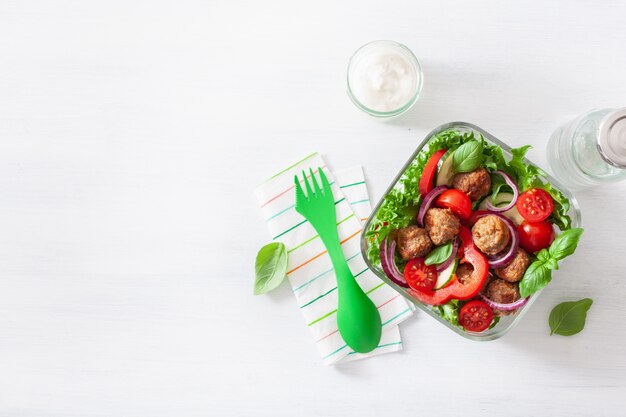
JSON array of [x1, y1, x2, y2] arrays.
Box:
[[516, 188, 554, 222], [409, 226, 489, 306], [436, 189, 472, 220], [404, 258, 438, 293], [459, 300, 494, 332], [419, 149, 447, 196], [518, 220, 555, 253]]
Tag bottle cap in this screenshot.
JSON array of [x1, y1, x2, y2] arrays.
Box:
[[598, 108, 626, 168]]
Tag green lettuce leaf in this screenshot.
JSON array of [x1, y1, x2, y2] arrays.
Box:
[[433, 299, 461, 327]]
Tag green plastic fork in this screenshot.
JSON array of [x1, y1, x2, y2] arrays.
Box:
[[294, 168, 382, 353]]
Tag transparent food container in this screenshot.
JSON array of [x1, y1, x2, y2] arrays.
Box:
[[361, 122, 582, 341]]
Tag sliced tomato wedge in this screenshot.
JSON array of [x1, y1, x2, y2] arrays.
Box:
[[516, 188, 554, 222], [436, 189, 472, 220], [459, 300, 494, 332], [419, 149, 447, 196], [404, 258, 437, 293], [409, 226, 488, 306]]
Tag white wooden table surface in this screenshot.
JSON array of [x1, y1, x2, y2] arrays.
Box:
[[1, 1, 625, 416]]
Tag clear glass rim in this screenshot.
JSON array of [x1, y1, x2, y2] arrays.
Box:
[[360, 121, 582, 341], [598, 107, 626, 169], [346, 40, 424, 118]]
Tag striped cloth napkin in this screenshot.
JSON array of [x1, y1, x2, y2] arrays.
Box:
[[255, 153, 414, 365]]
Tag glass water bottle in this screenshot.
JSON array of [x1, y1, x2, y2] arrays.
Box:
[[547, 108, 626, 190]]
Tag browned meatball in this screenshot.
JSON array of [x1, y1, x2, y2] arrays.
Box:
[[472, 215, 510, 255], [451, 167, 491, 201], [494, 248, 531, 282], [425, 208, 460, 245], [486, 279, 521, 316], [395, 225, 433, 260], [456, 263, 474, 284]]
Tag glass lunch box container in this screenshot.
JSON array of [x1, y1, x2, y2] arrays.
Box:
[[361, 122, 582, 341]]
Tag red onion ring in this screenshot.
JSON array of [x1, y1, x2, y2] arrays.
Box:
[[379, 238, 409, 288], [480, 294, 529, 311], [485, 170, 519, 212], [473, 212, 519, 269], [435, 238, 459, 272], [417, 185, 448, 227]]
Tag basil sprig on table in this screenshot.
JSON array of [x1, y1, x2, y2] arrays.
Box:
[[519, 228, 584, 298], [549, 298, 593, 336], [424, 241, 453, 266], [254, 242, 288, 295], [452, 141, 484, 173]]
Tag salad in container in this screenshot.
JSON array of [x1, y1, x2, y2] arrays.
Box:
[[362, 122, 583, 340]]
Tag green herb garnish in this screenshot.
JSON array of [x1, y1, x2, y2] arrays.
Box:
[[519, 228, 584, 298], [548, 228, 584, 261], [549, 298, 593, 336], [424, 241, 453, 266], [452, 141, 484, 173], [254, 242, 288, 295]]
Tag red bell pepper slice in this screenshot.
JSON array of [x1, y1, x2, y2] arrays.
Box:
[[408, 226, 488, 306], [418, 149, 447, 196]]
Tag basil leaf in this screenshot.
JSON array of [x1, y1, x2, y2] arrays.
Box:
[[519, 260, 552, 298], [452, 141, 483, 173], [549, 228, 584, 260], [549, 298, 593, 336], [425, 241, 453, 266], [545, 257, 559, 270], [254, 242, 288, 295], [489, 316, 501, 329], [536, 249, 550, 263], [519, 229, 583, 297]]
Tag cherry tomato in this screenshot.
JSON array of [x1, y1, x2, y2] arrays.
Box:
[[419, 149, 447, 196], [436, 189, 472, 220], [518, 220, 555, 253], [516, 188, 554, 222], [459, 300, 494, 332], [404, 258, 438, 293]]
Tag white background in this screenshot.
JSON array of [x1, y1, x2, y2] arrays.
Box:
[[1, 0, 625, 416]]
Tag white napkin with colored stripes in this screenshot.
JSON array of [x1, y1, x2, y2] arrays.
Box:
[[255, 153, 414, 365]]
